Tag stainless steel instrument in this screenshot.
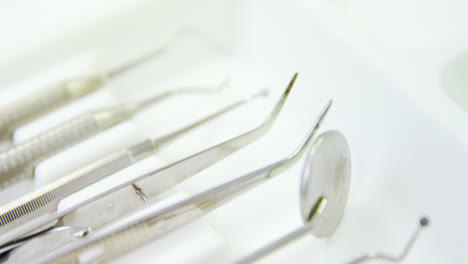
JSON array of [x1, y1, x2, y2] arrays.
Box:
[[6, 80, 330, 264], [0, 88, 267, 233], [0, 73, 298, 258], [236, 130, 351, 264], [0, 81, 227, 188], [348, 217, 430, 264], [0, 31, 173, 147]]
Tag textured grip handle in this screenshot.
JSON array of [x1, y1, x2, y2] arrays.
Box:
[[0, 113, 99, 187], [0, 140, 157, 233], [0, 75, 106, 141], [0, 82, 69, 139], [0, 149, 134, 233]]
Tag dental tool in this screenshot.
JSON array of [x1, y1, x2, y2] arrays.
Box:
[[0, 88, 267, 233], [0, 80, 227, 188], [348, 217, 430, 264], [0, 73, 299, 256], [236, 130, 351, 264], [14, 97, 331, 264], [0, 29, 192, 147]]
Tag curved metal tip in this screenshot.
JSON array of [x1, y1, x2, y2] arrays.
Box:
[[246, 88, 269, 102], [348, 216, 431, 264], [241, 73, 298, 141], [291, 99, 332, 156], [317, 99, 333, 126], [284, 73, 298, 97], [131, 78, 230, 111], [266, 73, 298, 119]]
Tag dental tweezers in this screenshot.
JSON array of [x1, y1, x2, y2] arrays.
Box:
[[0, 73, 298, 255], [0, 88, 267, 233], [29, 94, 332, 264], [0, 82, 226, 188]]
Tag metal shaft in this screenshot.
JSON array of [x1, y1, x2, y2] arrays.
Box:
[[348, 217, 430, 264], [0, 76, 106, 145], [0, 74, 297, 254], [0, 89, 265, 234], [0, 29, 197, 144], [235, 224, 312, 264], [0, 81, 227, 188], [31, 96, 331, 264]]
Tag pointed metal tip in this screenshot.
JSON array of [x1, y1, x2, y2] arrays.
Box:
[[286, 99, 333, 161], [317, 99, 333, 126], [274, 73, 298, 107], [284, 72, 299, 96], [249, 74, 299, 137]]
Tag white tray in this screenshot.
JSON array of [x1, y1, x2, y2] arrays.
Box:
[[0, 0, 467, 263]]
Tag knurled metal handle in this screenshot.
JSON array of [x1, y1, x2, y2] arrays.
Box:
[[0, 83, 69, 140], [0, 140, 157, 233], [0, 113, 99, 187], [0, 75, 106, 141], [0, 150, 132, 233]]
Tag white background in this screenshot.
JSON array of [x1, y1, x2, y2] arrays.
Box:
[[0, 0, 467, 263]]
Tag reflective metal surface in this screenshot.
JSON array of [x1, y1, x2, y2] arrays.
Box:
[[236, 130, 351, 264], [25, 91, 331, 264], [0, 74, 296, 255], [300, 130, 351, 237], [0, 80, 227, 188]]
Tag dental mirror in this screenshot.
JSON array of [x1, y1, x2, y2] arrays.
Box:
[[236, 130, 351, 263]]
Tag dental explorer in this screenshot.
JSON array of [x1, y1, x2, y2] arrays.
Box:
[[0, 88, 267, 233], [0, 29, 192, 147], [21, 97, 331, 264], [0, 73, 298, 255], [0, 81, 227, 189], [348, 217, 430, 264], [236, 130, 351, 264]]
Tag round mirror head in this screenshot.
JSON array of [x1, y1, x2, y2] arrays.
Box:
[[300, 130, 351, 238]]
